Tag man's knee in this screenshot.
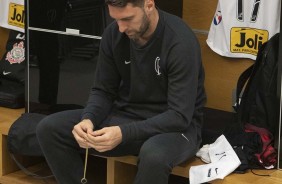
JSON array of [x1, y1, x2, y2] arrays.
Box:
[[37, 116, 54, 139], [138, 141, 170, 167], [37, 110, 78, 135]]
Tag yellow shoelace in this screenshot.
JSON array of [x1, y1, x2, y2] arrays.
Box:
[[81, 148, 89, 184]]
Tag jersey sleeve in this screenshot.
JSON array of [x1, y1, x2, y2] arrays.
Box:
[[81, 30, 121, 126]]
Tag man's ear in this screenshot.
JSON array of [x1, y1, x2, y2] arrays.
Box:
[[145, 0, 155, 11]]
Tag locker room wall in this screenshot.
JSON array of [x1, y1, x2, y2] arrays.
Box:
[[0, 1, 254, 112], [183, 0, 253, 112]]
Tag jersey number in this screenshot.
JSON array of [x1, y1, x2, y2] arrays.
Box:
[[237, 0, 261, 22]]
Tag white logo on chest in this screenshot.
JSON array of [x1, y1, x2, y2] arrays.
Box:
[[3, 71, 11, 75], [155, 57, 161, 75], [125, 60, 131, 64]]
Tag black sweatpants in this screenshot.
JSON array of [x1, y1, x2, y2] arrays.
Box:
[[36, 109, 199, 184]]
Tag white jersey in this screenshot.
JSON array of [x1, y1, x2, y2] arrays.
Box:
[[0, 0, 24, 33], [207, 0, 281, 60]]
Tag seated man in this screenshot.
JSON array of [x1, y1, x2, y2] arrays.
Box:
[[36, 0, 206, 183]]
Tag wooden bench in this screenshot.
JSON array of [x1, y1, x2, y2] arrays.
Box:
[[0, 107, 212, 184], [106, 155, 205, 184], [0, 107, 25, 177]]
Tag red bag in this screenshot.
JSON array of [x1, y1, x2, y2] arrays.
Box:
[[245, 123, 277, 168]]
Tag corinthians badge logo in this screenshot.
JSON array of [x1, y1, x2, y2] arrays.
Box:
[[6, 41, 25, 64], [155, 57, 161, 75]]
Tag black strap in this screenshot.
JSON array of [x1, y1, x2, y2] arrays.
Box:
[[234, 64, 254, 112]]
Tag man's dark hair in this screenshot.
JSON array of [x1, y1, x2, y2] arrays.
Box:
[[105, 0, 145, 7]]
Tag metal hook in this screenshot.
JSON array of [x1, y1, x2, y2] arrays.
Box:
[[81, 178, 87, 184]]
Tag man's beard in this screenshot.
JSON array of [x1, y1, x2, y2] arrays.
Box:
[[130, 12, 150, 43]]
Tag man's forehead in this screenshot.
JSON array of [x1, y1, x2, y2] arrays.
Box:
[[108, 4, 142, 19]]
